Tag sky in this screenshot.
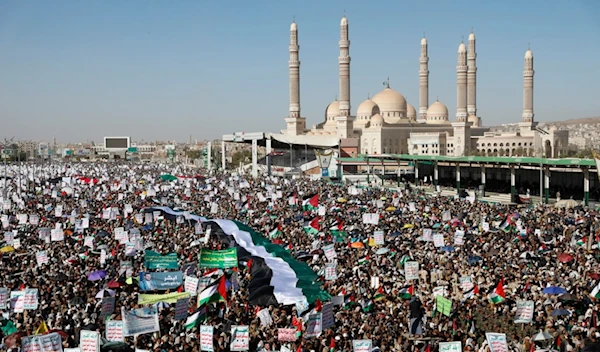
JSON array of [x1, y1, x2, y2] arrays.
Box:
[[1, 0, 599, 143]]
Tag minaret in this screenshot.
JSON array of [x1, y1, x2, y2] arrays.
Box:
[[338, 15, 351, 117], [456, 40, 467, 122], [522, 47, 534, 122], [419, 36, 429, 121], [285, 20, 305, 135], [289, 20, 301, 119], [467, 31, 477, 119]]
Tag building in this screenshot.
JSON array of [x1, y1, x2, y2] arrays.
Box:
[[281, 17, 569, 159]]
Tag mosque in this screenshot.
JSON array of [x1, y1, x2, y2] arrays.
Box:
[[280, 16, 569, 159]]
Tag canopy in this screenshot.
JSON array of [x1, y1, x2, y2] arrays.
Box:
[[269, 133, 339, 148]]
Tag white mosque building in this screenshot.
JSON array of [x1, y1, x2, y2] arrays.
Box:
[[281, 16, 569, 158]]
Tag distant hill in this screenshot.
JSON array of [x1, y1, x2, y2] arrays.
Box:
[[490, 116, 600, 129], [542, 116, 600, 126]]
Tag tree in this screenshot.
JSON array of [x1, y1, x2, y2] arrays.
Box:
[[231, 150, 251, 167], [186, 150, 203, 160], [515, 147, 524, 156]]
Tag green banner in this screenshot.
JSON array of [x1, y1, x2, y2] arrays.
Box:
[[199, 248, 238, 269], [436, 295, 452, 317], [144, 250, 179, 269]]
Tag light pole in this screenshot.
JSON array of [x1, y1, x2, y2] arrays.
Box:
[[534, 127, 549, 204]]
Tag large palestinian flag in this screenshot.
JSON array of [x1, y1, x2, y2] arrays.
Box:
[[206, 219, 329, 306], [144, 206, 207, 223]]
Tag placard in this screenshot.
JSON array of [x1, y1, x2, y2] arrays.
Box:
[[485, 333, 508, 352], [373, 231, 384, 245], [105, 320, 124, 342], [404, 261, 419, 280], [514, 300, 534, 323], [352, 340, 372, 352], [80, 330, 100, 352], [200, 325, 214, 351], [277, 328, 297, 342], [230, 325, 250, 351], [439, 341, 462, 352]]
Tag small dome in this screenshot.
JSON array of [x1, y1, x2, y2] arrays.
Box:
[[427, 101, 449, 123], [407, 104, 417, 119], [290, 22, 297, 31], [325, 100, 340, 119], [370, 113, 384, 126], [341, 16, 348, 26], [421, 37, 427, 45], [468, 32, 475, 41], [371, 88, 407, 115], [357, 99, 379, 118], [458, 42, 466, 53], [525, 49, 533, 59], [468, 114, 479, 126]]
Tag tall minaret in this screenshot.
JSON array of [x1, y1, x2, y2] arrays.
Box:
[[338, 15, 351, 117], [456, 40, 467, 122], [522, 47, 534, 122], [288, 20, 301, 119], [419, 36, 429, 121], [467, 31, 477, 119]]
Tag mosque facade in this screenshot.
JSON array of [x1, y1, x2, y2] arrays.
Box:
[[282, 17, 569, 158]]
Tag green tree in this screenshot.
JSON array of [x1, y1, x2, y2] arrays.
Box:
[[231, 150, 251, 166], [186, 150, 203, 160]]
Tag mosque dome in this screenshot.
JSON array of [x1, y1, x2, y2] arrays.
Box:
[[371, 88, 407, 117], [458, 42, 466, 53], [468, 32, 475, 40], [325, 100, 340, 121], [341, 16, 348, 26], [421, 37, 427, 45], [370, 113, 384, 127], [407, 104, 417, 120], [291, 22, 297, 31], [468, 114, 480, 127], [426, 101, 449, 123], [357, 99, 380, 120], [525, 49, 533, 59]]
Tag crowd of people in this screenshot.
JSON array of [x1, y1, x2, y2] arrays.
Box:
[[0, 161, 600, 352]]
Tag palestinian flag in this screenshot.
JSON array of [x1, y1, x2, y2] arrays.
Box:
[[303, 217, 320, 235], [302, 194, 319, 211], [590, 282, 600, 299], [144, 206, 206, 223], [362, 299, 373, 312], [499, 217, 512, 233], [269, 224, 282, 239], [198, 276, 228, 306], [399, 285, 414, 299], [488, 278, 506, 304], [399, 254, 410, 266], [344, 294, 356, 309], [185, 305, 207, 330], [358, 255, 370, 265], [373, 287, 386, 302], [463, 284, 479, 300], [204, 219, 329, 306]]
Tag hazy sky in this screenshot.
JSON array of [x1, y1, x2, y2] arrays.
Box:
[[1, 0, 599, 143]]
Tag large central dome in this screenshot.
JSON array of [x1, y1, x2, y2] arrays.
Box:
[[371, 88, 407, 120]]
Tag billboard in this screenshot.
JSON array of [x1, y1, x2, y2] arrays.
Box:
[[104, 137, 130, 150], [38, 143, 49, 156]]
